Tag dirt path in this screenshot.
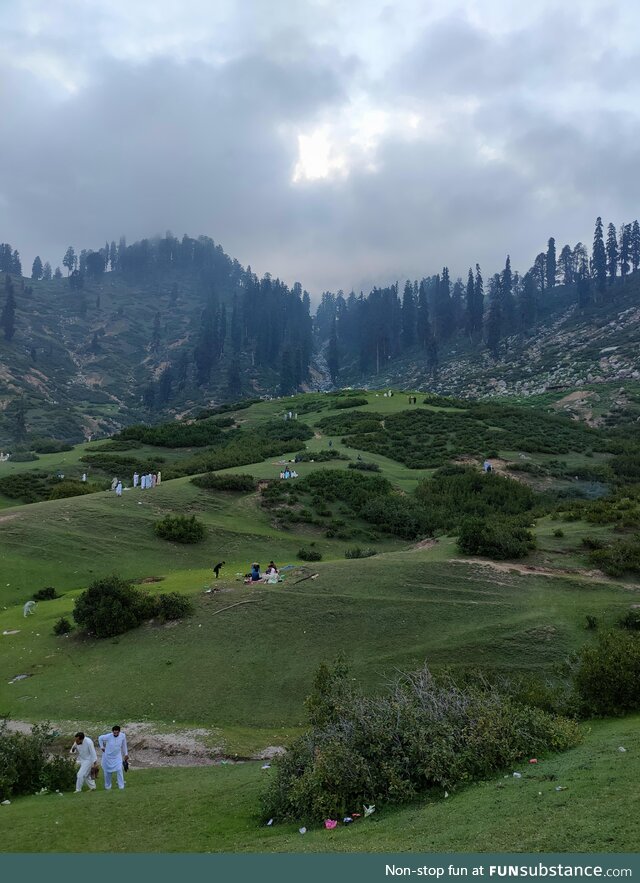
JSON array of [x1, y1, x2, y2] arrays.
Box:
[[4, 719, 285, 768], [450, 557, 640, 588]]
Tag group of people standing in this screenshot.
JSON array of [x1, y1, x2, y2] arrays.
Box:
[[110, 472, 162, 495], [70, 725, 129, 792], [279, 468, 298, 479]]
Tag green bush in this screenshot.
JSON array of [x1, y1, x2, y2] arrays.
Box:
[[344, 547, 376, 559], [348, 461, 381, 472], [33, 586, 59, 601], [73, 575, 154, 638], [588, 536, 640, 577], [553, 528, 565, 537], [29, 438, 73, 454], [154, 514, 205, 544], [0, 722, 77, 801], [191, 473, 256, 492], [53, 616, 73, 636], [573, 631, 640, 716], [334, 397, 368, 409], [118, 419, 226, 447], [9, 451, 39, 462], [262, 662, 580, 823], [618, 609, 640, 631], [297, 547, 322, 562], [457, 517, 536, 559], [86, 439, 142, 452], [155, 592, 194, 622], [293, 450, 349, 462], [48, 480, 97, 501]]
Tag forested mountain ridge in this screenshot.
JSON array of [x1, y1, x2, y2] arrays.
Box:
[[0, 234, 314, 445], [0, 218, 639, 445]]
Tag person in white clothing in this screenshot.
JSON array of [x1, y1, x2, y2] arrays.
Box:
[[70, 731, 97, 792], [98, 725, 129, 790], [116, 481, 123, 496], [133, 472, 139, 488]]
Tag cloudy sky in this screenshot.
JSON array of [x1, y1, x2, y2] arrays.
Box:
[[1, 0, 640, 297]]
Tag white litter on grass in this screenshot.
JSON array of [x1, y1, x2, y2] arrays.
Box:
[[267, 819, 274, 826], [513, 772, 522, 778], [618, 746, 627, 752], [364, 804, 375, 817], [299, 827, 306, 835], [1, 800, 10, 806], [555, 786, 567, 792], [261, 763, 271, 770], [3, 630, 20, 635], [444, 791, 449, 799]]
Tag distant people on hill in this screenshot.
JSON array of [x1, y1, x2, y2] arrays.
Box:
[[157, 471, 162, 484], [483, 460, 492, 473], [133, 472, 139, 488], [116, 481, 123, 496], [111, 477, 118, 491], [266, 561, 278, 575], [213, 561, 225, 579]]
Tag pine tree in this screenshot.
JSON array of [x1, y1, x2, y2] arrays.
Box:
[[416, 281, 432, 350], [226, 359, 242, 397], [53, 266, 62, 279], [577, 267, 592, 308], [11, 250, 21, 276], [279, 348, 295, 395], [631, 220, 640, 273], [63, 246, 76, 276], [42, 261, 52, 280], [473, 264, 484, 339], [606, 222, 618, 284], [558, 245, 573, 286], [142, 384, 155, 410], [619, 223, 631, 280], [1, 275, 16, 341], [157, 366, 173, 405], [485, 274, 502, 358], [31, 256, 43, 280], [109, 241, 117, 271], [592, 218, 607, 295], [327, 317, 340, 384], [546, 237, 556, 288], [150, 312, 161, 352], [533, 253, 546, 292], [12, 397, 27, 443], [230, 294, 242, 350], [89, 331, 100, 353], [501, 256, 516, 332], [465, 268, 475, 339], [401, 280, 416, 348], [519, 271, 537, 329]]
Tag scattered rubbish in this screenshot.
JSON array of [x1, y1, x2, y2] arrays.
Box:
[[2, 630, 20, 635], [444, 791, 449, 799], [529, 758, 538, 764], [538, 792, 542, 796], [324, 819, 337, 829], [351, 812, 361, 818], [512, 772, 522, 778], [299, 827, 307, 835], [219, 760, 230, 765], [1, 800, 10, 806], [555, 786, 568, 792], [618, 747, 627, 753], [363, 804, 375, 817], [9, 674, 31, 684], [343, 816, 353, 824], [261, 763, 271, 770], [266, 819, 274, 826]]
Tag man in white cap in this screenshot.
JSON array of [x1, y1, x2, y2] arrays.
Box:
[[70, 731, 97, 793]]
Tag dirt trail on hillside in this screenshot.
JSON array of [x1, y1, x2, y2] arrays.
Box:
[[4, 720, 285, 768], [450, 557, 640, 588]]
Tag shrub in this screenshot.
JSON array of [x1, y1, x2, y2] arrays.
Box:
[[0, 722, 77, 801], [9, 451, 38, 462], [334, 397, 368, 409], [588, 536, 640, 577], [344, 547, 377, 559], [573, 631, 640, 716], [118, 419, 225, 447], [154, 514, 205, 544], [73, 575, 153, 638], [155, 592, 194, 622], [48, 480, 97, 501], [618, 609, 640, 631], [293, 450, 349, 462], [262, 662, 580, 823], [86, 439, 142, 452], [33, 586, 59, 601], [457, 517, 536, 560], [585, 615, 598, 630], [553, 528, 565, 538], [298, 547, 323, 562], [191, 473, 256, 492], [348, 461, 381, 472], [53, 616, 73, 636], [29, 438, 73, 454], [581, 535, 605, 550]]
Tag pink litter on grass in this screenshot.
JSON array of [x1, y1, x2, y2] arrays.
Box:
[[324, 819, 337, 830], [529, 758, 538, 764]]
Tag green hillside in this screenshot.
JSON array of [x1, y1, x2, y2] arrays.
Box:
[[1, 391, 639, 851]]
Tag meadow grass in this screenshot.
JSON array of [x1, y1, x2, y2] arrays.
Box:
[[1, 715, 637, 853]]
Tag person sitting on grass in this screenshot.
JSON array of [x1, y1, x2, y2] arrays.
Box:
[[250, 563, 261, 581]]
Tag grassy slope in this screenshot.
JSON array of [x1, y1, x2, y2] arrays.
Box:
[[1, 716, 638, 853]]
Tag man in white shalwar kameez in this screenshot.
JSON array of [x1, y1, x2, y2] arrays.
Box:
[[98, 725, 129, 790], [70, 731, 97, 792]]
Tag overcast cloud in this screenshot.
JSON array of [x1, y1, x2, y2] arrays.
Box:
[[1, 0, 639, 296]]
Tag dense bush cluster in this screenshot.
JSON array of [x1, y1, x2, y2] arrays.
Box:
[[0, 722, 77, 801], [118, 419, 226, 447], [573, 631, 640, 716], [32, 586, 59, 601], [344, 547, 376, 559], [293, 449, 348, 462], [297, 547, 322, 561], [29, 438, 73, 454], [80, 452, 165, 476], [333, 397, 368, 409], [262, 662, 580, 823], [85, 439, 142, 452], [73, 575, 194, 638], [191, 472, 256, 492], [587, 535, 640, 577], [194, 398, 261, 420], [154, 514, 205, 543], [0, 472, 102, 504], [348, 461, 381, 472], [457, 517, 536, 559]]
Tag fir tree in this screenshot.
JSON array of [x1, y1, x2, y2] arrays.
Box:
[[1, 275, 16, 341], [465, 268, 475, 339], [157, 366, 173, 405], [631, 220, 640, 273], [473, 264, 484, 339], [279, 348, 296, 395], [11, 250, 22, 276], [31, 256, 43, 280], [226, 359, 242, 397], [606, 222, 618, 283], [63, 246, 76, 276], [42, 261, 52, 280], [327, 317, 340, 384], [558, 244, 574, 286], [519, 271, 537, 329], [175, 350, 190, 391], [501, 255, 516, 332], [12, 397, 27, 443], [416, 281, 432, 350], [53, 266, 62, 279], [533, 253, 546, 292], [592, 217, 607, 296], [485, 274, 502, 358], [619, 223, 631, 280], [546, 237, 556, 288], [401, 280, 416, 348]]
